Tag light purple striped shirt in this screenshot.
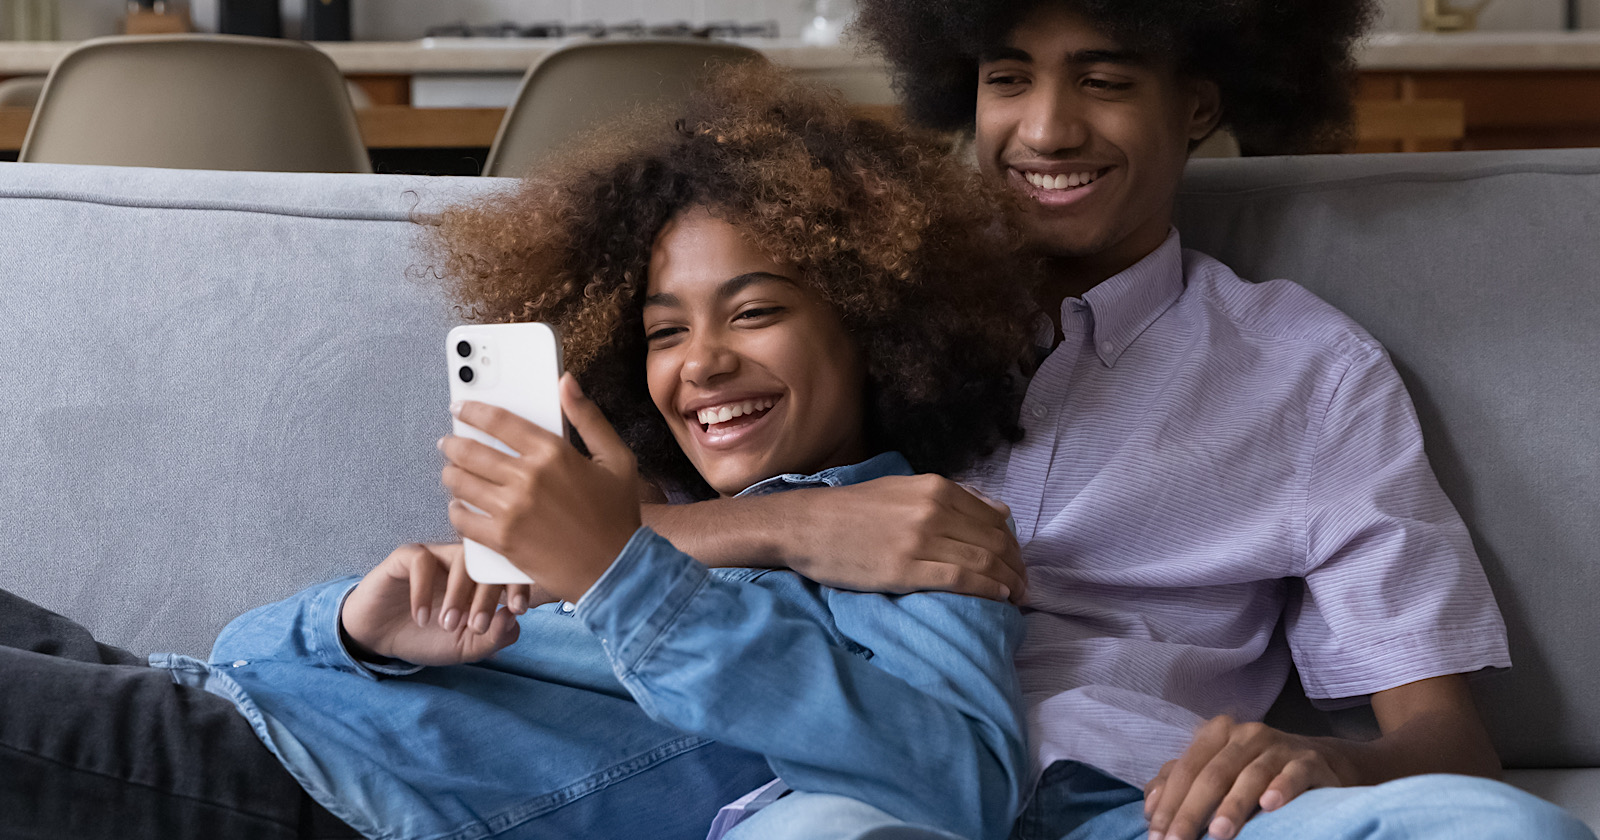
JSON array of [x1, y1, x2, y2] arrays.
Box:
[[961, 230, 1510, 788]]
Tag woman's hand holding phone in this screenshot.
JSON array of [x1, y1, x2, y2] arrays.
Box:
[[340, 542, 549, 667], [440, 374, 643, 604]]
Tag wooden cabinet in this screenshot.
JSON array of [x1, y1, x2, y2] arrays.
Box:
[[1356, 70, 1600, 152]]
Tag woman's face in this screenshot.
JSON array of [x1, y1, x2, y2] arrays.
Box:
[[643, 207, 869, 496]]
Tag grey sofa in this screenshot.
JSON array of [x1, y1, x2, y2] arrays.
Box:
[[0, 152, 1595, 831]]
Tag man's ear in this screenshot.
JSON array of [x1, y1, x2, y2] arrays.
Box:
[[1187, 78, 1223, 142]]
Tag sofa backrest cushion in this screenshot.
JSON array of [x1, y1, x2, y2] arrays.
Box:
[[0, 163, 501, 661], [1177, 149, 1600, 770]]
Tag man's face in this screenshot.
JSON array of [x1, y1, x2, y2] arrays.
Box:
[[974, 3, 1219, 273]]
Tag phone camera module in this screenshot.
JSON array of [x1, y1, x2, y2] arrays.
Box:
[[456, 340, 473, 358], [458, 365, 475, 384]]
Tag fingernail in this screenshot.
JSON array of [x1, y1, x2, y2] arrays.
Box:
[[1261, 790, 1286, 811], [510, 594, 527, 613], [415, 606, 430, 628], [449, 400, 463, 416], [1210, 817, 1235, 839], [436, 437, 446, 451], [471, 612, 491, 634], [1148, 832, 1162, 840], [441, 608, 461, 631]]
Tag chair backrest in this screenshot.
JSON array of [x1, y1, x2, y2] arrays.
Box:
[[482, 39, 764, 178], [20, 34, 371, 173]]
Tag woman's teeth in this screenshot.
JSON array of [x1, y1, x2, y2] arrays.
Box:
[[1024, 170, 1101, 190], [697, 397, 776, 427]]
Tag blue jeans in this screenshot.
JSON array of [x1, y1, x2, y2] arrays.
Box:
[[782, 760, 1595, 840]]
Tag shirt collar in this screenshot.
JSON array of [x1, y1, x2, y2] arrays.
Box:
[[735, 451, 912, 497], [1072, 229, 1186, 367]]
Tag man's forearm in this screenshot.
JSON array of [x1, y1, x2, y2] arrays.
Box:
[[1323, 706, 1502, 787], [642, 491, 818, 569]]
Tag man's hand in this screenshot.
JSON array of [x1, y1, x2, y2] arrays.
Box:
[[441, 374, 642, 604], [1143, 675, 1500, 840], [646, 473, 1027, 604], [794, 475, 1027, 602], [1143, 716, 1356, 840], [340, 542, 550, 667]]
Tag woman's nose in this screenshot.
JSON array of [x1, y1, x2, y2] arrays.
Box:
[[681, 333, 738, 384]]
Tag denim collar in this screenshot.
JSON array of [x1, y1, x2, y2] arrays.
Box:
[[734, 452, 911, 498]]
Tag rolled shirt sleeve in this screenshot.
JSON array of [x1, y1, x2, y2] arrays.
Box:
[[1290, 345, 1511, 702]]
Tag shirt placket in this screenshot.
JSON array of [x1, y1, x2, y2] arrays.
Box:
[[1005, 302, 1093, 542]]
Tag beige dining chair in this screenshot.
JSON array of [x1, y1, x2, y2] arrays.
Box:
[[20, 34, 371, 173], [482, 39, 765, 178]]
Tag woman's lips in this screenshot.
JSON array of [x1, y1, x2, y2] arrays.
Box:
[[690, 398, 780, 450]]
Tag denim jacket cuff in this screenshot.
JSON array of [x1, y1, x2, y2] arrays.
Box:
[[574, 527, 708, 676], [328, 579, 426, 679]]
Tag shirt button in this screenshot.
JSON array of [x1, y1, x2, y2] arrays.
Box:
[[1100, 341, 1115, 355], [560, 602, 575, 613], [1030, 406, 1047, 419], [231, 660, 248, 668]]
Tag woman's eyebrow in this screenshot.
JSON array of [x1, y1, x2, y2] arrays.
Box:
[[643, 271, 795, 309]]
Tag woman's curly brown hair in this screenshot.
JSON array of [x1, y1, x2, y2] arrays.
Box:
[[427, 62, 1035, 498], [855, 0, 1377, 155]]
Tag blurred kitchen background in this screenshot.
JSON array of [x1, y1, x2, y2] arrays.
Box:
[[3, 0, 1599, 173], [7, 0, 1599, 41]]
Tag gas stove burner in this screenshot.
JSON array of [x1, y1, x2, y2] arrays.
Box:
[[422, 19, 782, 40]]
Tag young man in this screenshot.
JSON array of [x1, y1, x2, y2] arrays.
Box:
[[644, 1, 1598, 839]]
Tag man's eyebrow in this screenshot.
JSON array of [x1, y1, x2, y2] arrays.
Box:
[[978, 45, 1145, 67], [642, 271, 794, 308], [978, 45, 1032, 64], [1067, 48, 1144, 66]]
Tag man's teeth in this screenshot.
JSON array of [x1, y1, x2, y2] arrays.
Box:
[[697, 398, 776, 427], [1023, 170, 1101, 190]]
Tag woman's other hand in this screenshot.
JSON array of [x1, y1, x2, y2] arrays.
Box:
[[340, 542, 549, 667], [441, 374, 643, 604]]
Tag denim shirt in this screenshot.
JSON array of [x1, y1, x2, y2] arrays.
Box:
[[152, 453, 1028, 840]]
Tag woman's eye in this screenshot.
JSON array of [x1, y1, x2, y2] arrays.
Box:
[[735, 306, 784, 323], [645, 326, 685, 343]]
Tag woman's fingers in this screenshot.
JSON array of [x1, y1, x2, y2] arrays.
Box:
[[469, 582, 502, 634], [558, 375, 637, 478], [439, 550, 475, 632], [406, 545, 441, 628], [438, 434, 521, 485]]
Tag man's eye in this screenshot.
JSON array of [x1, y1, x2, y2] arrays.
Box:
[[645, 326, 685, 342], [983, 74, 1027, 90], [1084, 78, 1133, 92]]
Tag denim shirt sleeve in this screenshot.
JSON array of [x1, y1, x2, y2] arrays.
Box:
[[575, 528, 1027, 840], [210, 575, 423, 680]]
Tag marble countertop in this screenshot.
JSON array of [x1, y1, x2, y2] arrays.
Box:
[[5, 32, 1600, 76]]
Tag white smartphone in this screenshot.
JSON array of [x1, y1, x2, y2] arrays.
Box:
[[446, 322, 564, 585]]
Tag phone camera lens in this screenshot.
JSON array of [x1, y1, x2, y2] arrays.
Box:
[[456, 340, 472, 358], [458, 366, 475, 383]]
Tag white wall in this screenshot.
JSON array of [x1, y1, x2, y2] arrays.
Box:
[[47, 0, 1600, 41]]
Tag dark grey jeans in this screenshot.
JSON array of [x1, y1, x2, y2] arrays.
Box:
[[0, 588, 361, 839]]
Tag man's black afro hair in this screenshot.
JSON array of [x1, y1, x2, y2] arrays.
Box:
[[855, 0, 1378, 155]]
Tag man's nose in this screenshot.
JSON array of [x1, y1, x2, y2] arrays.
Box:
[[1018, 84, 1090, 155]]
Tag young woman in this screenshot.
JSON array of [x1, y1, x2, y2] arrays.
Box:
[[0, 64, 1037, 840]]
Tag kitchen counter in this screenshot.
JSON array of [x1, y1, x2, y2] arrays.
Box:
[[4, 32, 1600, 77]]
